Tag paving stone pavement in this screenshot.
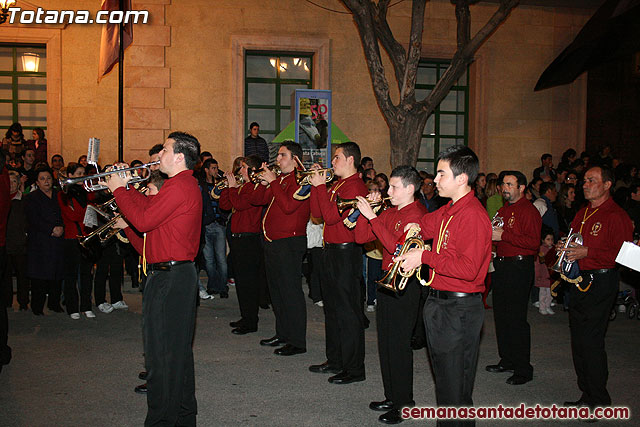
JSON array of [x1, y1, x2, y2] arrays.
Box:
[[0, 282, 638, 426]]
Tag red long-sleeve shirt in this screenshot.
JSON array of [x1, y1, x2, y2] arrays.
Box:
[[496, 196, 542, 257], [418, 191, 492, 293], [253, 171, 309, 242], [218, 183, 264, 234], [57, 192, 87, 239], [355, 200, 427, 270], [310, 173, 368, 244], [115, 169, 202, 263], [570, 197, 633, 270]]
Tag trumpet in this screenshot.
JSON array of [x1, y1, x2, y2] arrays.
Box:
[[211, 174, 245, 193], [336, 195, 392, 215], [551, 228, 583, 275], [59, 161, 160, 192], [248, 165, 281, 183], [78, 213, 125, 248], [295, 168, 335, 186], [376, 225, 427, 293], [491, 212, 504, 229]]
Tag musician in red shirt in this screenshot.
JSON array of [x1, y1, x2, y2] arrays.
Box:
[[395, 146, 491, 422], [354, 166, 427, 424], [253, 141, 310, 356], [308, 142, 368, 384], [219, 155, 265, 335], [561, 165, 633, 409], [105, 132, 202, 427], [487, 170, 541, 386]]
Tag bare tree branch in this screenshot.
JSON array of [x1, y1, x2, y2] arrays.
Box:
[[419, 0, 519, 112], [342, 0, 398, 119], [400, 0, 427, 104], [372, 0, 407, 92], [455, 1, 471, 49]]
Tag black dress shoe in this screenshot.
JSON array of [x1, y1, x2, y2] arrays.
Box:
[[506, 374, 532, 385], [139, 371, 147, 380], [220, 292, 229, 299], [379, 409, 403, 424], [564, 399, 589, 407], [260, 336, 285, 346], [259, 303, 270, 309], [134, 383, 147, 394], [485, 364, 514, 373], [410, 336, 426, 350], [232, 326, 257, 335], [229, 319, 243, 327], [309, 361, 342, 374], [48, 306, 64, 313], [328, 371, 365, 384], [369, 399, 394, 411], [274, 344, 306, 356]]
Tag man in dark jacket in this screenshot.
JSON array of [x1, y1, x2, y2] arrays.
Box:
[[244, 122, 270, 164]]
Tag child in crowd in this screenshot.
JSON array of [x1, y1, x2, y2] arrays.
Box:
[[536, 229, 555, 315]]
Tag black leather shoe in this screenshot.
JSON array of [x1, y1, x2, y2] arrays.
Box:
[[274, 344, 306, 356], [260, 336, 285, 346], [134, 383, 147, 394], [229, 319, 243, 327], [309, 361, 342, 374], [485, 364, 514, 373], [369, 399, 394, 411], [379, 409, 403, 424], [506, 375, 532, 385], [232, 326, 257, 335], [48, 306, 64, 313], [564, 399, 588, 407], [328, 371, 365, 384], [410, 336, 426, 350], [139, 371, 147, 380], [220, 292, 229, 299]]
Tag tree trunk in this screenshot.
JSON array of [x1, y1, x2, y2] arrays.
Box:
[[388, 110, 429, 167]]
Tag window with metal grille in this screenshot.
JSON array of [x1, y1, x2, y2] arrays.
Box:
[[416, 59, 468, 174], [0, 44, 47, 131]]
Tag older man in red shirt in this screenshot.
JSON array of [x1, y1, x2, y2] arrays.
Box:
[[396, 146, 491, 426], [107, 132, 202, 427], [561, 165, 633, 410]]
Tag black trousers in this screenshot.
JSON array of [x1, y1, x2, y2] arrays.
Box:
[[143, 263, 198, 427], [307, 247, 323, 303], [0, 246, 11, 367], [569, 270, 618, 406], [229, 234, 262, 329], [62, 239, 94, 314], [94, 243, 123, 305], [2, 253, 28, 308], [492, 257, 535, 379], [30, 279, 61, 314], [321, 244, 365, 377], [377, 278, 420, 409], [263, 236, 307, 348], [424, 293, 484, 427]]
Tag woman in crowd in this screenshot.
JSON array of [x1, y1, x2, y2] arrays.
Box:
[[556, 183, 577, 235], [57, 163, 95, 319], [374, 173, 389, 196], [475, 172, 487, 206], [26, 128, 48, 165], [2, 123, 26, 162], [24, 168, 65, 315], [3, 171, 29, 310], [485, 173, 503, 219], [50, 154, 65, 183]]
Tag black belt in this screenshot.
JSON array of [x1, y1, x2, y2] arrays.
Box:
[[231, 232, 260, 238], [429, 289, 481, 299], [581, 268, 615, 274], [495, 255, 534, 262], [147, 260, 192, 271], [325, 242, 356, 249]]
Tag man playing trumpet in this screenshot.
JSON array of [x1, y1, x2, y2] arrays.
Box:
[[394, 146, 491, 426], [354, 166, 427, 425]]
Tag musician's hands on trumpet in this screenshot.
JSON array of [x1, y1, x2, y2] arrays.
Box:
[[556, 239, 588, 262], [393, 222, 424, 271], [356, 194, 379, 220], [308, 163, 326, 187], [112, 216, 129, 231], [225, 171, 239, 188], [99, 162, 134, 192], [258, 162, 277, 184], [492, 226, 504, 241]]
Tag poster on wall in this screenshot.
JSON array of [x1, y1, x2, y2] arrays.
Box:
[[294, 89, 331, 168]]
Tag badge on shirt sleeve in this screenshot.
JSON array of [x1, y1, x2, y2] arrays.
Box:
[[508, 215, 516, 228], [590, 222, 602, 236], [442, 230, 451, 249]]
